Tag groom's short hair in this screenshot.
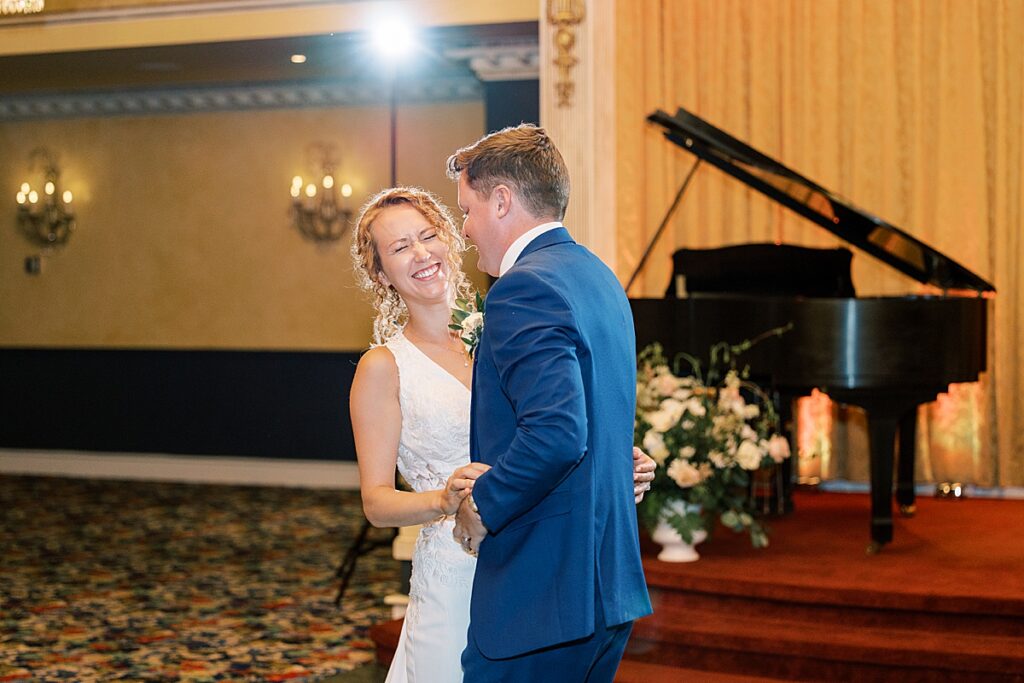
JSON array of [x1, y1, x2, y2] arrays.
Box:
[[447, 124, 570, 221]]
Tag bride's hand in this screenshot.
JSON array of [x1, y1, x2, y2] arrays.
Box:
[[633, 447, 656, 504], [439, 463, 491, 515]]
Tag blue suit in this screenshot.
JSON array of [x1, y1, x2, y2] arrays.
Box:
[[464, 227, 652, 679]]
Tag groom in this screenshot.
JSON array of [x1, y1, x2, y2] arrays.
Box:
[[450, 124, 652, 680]]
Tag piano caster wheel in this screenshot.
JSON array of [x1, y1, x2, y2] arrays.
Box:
[[866, 541, 884, 556], [899, 504, 917, 518]]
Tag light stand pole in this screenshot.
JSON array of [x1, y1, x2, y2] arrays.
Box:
[[389, 65, 398, 187]]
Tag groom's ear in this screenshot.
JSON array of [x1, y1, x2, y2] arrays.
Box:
[[493, 185, 512, 219]]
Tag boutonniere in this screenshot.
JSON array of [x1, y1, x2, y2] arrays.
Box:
[[450, 292, 485, 358]]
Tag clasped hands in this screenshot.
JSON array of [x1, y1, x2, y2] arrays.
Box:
[[447, 447, 657, 556], [442, 463, 490, 556]]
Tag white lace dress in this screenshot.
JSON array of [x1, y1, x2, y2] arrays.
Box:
[[383, 332, 476, 683]]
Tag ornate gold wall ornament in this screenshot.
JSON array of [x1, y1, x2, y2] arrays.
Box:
[[547, 0, 585, 108], [1, 0, 43, 15]]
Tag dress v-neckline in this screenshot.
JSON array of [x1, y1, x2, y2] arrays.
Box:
[[400, 332, 472, 394]]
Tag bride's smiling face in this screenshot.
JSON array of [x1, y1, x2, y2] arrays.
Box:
[[372, 204, 451, 305]]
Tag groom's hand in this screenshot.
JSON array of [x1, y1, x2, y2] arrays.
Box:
[[454, 495, 487, 555]]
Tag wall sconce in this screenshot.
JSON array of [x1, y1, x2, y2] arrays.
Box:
[[1, 0, 44, 15], [15, 148, 76, 249], [290, 144, 354, 243]]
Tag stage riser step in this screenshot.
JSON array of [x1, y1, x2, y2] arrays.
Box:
[[615, 659, 783, 682], [623, 641, 1024, 683], [630, 607, 1024, 679], [642, 567, 1024, 623], [650, 587, 1024, 638]]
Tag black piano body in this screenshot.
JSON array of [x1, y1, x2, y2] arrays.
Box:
[[632, 107, 994, 552]]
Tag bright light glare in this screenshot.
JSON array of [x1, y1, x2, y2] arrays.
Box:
[[322, 175, 334, 189], [16, 191, 26, 204], [44, 181, 55, 195], [341, 183, 353, 198], [62, 190, 73, 204], [371, 19, 416, 61], [291, 54, 307, 64], [305, 183, 317, 198]]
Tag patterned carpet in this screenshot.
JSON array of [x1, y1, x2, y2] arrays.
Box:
[[0, 475, 399, 682]]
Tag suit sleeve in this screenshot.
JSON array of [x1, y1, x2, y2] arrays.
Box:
[[471, 269, 588, 535]]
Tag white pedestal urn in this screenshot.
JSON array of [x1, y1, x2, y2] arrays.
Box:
[[651, 499, 707, 562]]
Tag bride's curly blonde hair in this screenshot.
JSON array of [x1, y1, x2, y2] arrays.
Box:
[[350, 186, 475, 346]]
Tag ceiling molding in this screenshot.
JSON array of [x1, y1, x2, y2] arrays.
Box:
[[0, 75, 482, 120], [443, 44, 539, 82]]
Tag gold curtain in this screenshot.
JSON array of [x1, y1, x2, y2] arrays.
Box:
[[616, 0, 1024, 487]]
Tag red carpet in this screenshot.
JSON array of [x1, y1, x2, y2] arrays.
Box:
[[371, 490, 1024, 681], [628, 490, 1024, 681]]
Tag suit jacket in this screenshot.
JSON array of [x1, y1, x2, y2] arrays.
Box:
[[468, 227, 652, 659]]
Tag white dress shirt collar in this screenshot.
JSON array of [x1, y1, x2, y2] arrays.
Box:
[[498, 222, 563, 276]]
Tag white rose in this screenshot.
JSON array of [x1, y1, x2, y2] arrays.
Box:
[[725, 370, 741, 390], [743, 404, 760, 419], [646, 409, 675, 433], [709, 450, 728, 469], [678, 445, 696, 460], [767, 434, 791, 463], [461, 312, 483, 336], [672, 388, 693, 401], [654, 372, 680, 396], [736, 439, 763, 470], [684, 398, 706, 417], [643, 430, 670, 465], [741, 424, 758, 442], [667, 459, 702, 488], [660, 398, 686, 425]]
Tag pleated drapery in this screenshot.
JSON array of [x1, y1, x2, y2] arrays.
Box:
[[615, 0, 1024, 486]]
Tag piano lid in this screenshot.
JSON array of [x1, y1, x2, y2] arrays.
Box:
[[648, 107, 995, 293]]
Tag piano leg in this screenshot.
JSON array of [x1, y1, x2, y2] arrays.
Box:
[[833, 391, 936, 553], [896, 410, 917, 517], [866, 415, 898, 554]]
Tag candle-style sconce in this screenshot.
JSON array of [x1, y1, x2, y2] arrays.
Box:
[[290, 144, 354, 243], [15, 148, 76, 249]]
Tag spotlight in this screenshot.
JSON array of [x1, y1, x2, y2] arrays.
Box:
[[370, 18, 416, 62]]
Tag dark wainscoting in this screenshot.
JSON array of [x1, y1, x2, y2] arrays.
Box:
[[0, 347, 362, 461]]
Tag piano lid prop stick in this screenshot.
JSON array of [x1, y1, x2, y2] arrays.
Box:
[[626, 157, 702, 295]]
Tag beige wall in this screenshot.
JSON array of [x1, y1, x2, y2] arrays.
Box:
[[0, 100, 486, 350]]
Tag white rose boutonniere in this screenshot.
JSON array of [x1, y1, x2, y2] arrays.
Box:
[[449, 292, 485, 358]]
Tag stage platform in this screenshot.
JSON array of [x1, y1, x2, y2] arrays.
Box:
[[369, 490, 1024, 681]]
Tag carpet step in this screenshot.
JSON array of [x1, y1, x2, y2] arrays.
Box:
[[648, 585, 1024, 638], [615, 659, 783, 682], [368, 619, 401, 667], [629, 603, 1024, 682]]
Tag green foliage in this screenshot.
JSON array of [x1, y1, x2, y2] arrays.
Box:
[[635, 326, 792, 548]]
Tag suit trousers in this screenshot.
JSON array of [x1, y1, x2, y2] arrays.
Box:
[[461, 595, 633, 683]]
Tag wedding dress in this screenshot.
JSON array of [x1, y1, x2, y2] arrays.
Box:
[[383, 332, 476, 683]]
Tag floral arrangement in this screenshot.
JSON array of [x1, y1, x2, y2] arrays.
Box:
[[450, 292, 485, 358], [635, 328, 792, 548]]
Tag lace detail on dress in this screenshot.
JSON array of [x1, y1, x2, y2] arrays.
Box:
[[386, 332, 471, 494], [384, 332, 475, 615], [382, 332, 475, 683]]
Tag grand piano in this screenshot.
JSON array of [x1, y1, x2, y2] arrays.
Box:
[[630, 107, 994, 553]]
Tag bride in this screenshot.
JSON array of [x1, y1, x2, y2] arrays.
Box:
[[348, 187, 654, 682]]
